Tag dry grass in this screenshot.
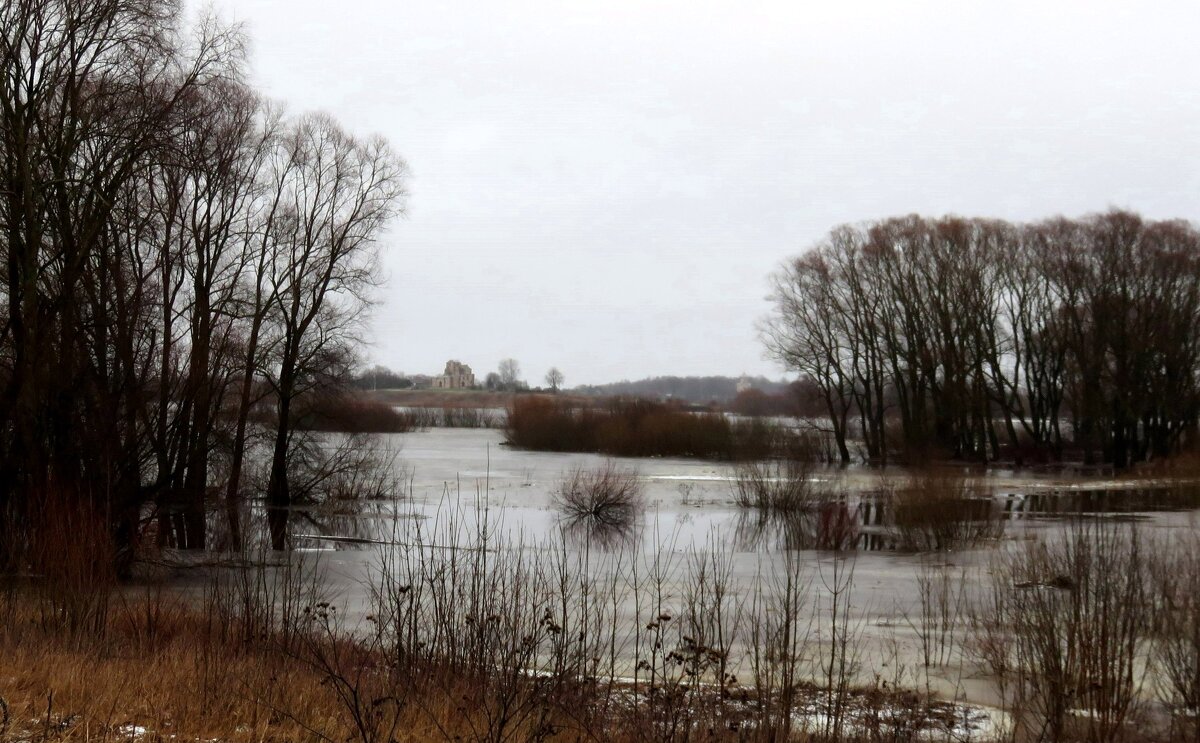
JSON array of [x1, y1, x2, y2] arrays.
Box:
[[1, 591, 348, 742], [8, 487, 1200, 743], [0, 571, 614, 743]]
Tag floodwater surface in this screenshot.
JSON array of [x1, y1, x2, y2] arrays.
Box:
[[288, 428, 1200, 718]]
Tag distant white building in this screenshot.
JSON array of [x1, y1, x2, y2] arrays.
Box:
[[736, 374, 754, 394], [433, 360, 475, 389]]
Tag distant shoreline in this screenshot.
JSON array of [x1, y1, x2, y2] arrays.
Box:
[[363, 388, 581, 409]]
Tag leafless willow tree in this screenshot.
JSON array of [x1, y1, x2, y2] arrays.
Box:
[[260, 114, 405, 550], [764, 211, 1200, 466], [498, 357, 521, 391], [0, 0, 245, 563], [0, 0, 406, 570], [544, 367, 564, 392]]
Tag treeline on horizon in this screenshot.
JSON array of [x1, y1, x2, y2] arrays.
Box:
[[572, 375, 791, 403], [0, 1, 405, 571], [348, 369, 796, 405], [766, 210, 1200, 467]]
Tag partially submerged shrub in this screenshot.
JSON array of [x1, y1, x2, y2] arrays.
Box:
[[1152, 531, 1200, 739], [294, 392, 413, 433], [973, 519, 1149, 742], [731, 430, 836, 513], [552, 462, 644, 531], [439, 406, 497, 428], [504, 396, 587, 452], [505, 395, 806, 460], [732, 457, 822, 513], [277, 432, 397, 504], [886, 471, 1001, 551], [394, 406, 500, 430]]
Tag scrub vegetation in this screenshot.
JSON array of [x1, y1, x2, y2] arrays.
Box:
[[504, 396, 819, 460], [6, 504, 1200, 742], [552, 461, 645, 530], [884, 471, 1004, 552]]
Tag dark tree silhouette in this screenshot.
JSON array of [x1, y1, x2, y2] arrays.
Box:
[[765, 211, 1200, 467], [0, 1, 406, 571]]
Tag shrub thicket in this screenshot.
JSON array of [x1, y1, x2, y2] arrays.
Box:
[[505, 396, 800, 460]]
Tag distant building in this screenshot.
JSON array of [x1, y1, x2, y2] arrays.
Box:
[[433, 360, 475, 389], [736, 374, 754, 395]]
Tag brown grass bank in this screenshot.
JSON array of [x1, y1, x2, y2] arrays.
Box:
[[0, 571, 982, 743]]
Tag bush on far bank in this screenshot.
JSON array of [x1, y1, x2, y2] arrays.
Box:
[[293, 392, 414, 434], [504, 395, 806, 460]]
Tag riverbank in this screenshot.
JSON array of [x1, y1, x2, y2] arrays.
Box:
[[5, 514, 1198, 741], [5, 427, 1200, 742], [0, 576, 998, 743]]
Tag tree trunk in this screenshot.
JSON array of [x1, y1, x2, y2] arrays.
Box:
[[265, 388, 292, 551]]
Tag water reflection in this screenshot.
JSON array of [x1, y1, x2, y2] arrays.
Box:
[[291, 499, 393, 546], [205, 482, 1200, 556], [732, 501, 862, 552], [734, 484, 1200, 553], [558, 512, 643, 551], [1000, 484, 1200, 517]]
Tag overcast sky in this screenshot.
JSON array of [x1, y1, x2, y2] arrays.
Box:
[[207, 0, 1200, 386]]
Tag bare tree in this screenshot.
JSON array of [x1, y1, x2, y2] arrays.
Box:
[[261, 114, 406, 550], [765, 210, 1200, 467], [498, 358, 522, 392], [0, 0, 245, 567], [544, 367, 564, 392], [0, 1, 409, 569], [484, 371, 502, 391]]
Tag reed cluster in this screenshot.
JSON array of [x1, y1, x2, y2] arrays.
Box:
[[505, 396, 813, 460]]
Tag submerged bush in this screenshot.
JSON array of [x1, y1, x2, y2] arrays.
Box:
[[1152, 531, 1200, 739], [503, 396, 585, 452], [552, 462, 644, 531], [974, 520, 1149, 742], [504, 395, 807, 460], [885, 471, 1002, 551], [732, 458, 822, 513], [294, 393, 414, 433], [731, 431, 834, 514], [439, 406, 498, 428]]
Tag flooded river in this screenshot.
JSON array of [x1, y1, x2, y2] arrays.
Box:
[[272, 427, 1200, 718]]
